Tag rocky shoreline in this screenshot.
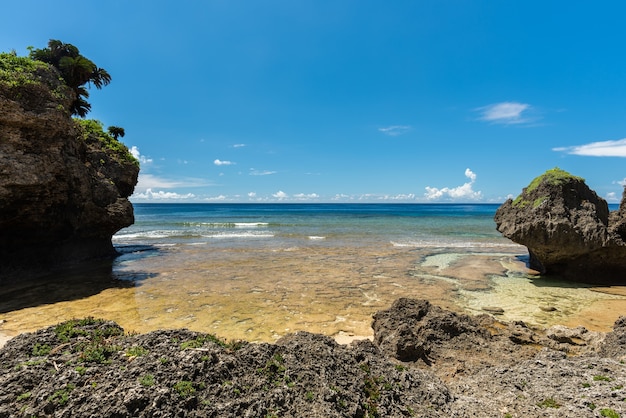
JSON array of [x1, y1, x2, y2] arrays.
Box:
[[1, 298, 624, 417]]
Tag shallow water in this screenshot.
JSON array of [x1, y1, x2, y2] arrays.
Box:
[[1, 204, 625, 343]]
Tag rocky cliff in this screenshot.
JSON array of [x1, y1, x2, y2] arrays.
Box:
[[494, 168, 626, 283], [1, 299, 624, 417], [0, 54, 139, 276]]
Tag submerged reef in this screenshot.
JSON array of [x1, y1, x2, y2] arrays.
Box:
[[495, 167, 626, 284]]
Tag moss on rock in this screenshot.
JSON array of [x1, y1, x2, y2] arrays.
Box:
[[513, 167, 584, 207]]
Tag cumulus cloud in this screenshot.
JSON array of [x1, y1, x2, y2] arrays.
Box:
[[214, 159, 235, 166], [130, 146, 153, 164], [272, 191, 288, 200], [378, 125, 411, 136], [132, 188, 196, 200], [553, 138, 626, 157], [424, 168, 482, 201], [477, 102, 533, 125]]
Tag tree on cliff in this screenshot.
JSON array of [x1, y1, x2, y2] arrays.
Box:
[[29, 39, 111, 117], [107, 126, 125, 140]]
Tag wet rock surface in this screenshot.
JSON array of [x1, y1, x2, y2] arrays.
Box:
[[494, 168, 626, 283], [1, 298, 625, 417], [0, 62, 138, 277]]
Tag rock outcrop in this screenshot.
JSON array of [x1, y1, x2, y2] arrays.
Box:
[[494, 168, 626, 283], [1, 299, 625, 417], [0, 55, 139, 276]]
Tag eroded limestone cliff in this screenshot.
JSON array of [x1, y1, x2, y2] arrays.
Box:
[[0, 54, 138, 275]]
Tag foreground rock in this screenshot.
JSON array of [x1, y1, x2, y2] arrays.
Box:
[[1, 299, 624, 417], [0, 55, 139, 276], [494, 167, 626, 283]]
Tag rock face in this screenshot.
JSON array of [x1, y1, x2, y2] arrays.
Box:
[[0, 58, 138, 275], [494, 168, 626, 283], [1, 299, 625, 417]]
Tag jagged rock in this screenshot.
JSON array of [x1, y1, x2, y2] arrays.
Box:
[[598, 316, 626, 359], [372, 298, 493, 364], [0, 318, 451, 417], [2, 299, 626, 417], [0, 56, 138, 276], [494, 168, 626, 283]]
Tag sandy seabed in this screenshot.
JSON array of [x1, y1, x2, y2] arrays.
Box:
[[1, 243, 626, 347]]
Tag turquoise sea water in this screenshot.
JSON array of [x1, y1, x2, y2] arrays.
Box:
[[113, 203, 516, 250]]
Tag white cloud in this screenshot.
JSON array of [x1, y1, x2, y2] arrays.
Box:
[[477, 102, 532, 125], [135, 173, 184, 191], [248, 192, 257, 198], [205, 195, 227, 201], [132, 188, 196, 200], [134, 174, 211, 197], [273, 191, 288, 199], [214, 159, 235, 166], [606, 192, 619, 202], [129, 146, 153, 165], [553, 138, 626, 157], [378, 125, 411, 136], [293, 193, 320, 200], [233, 144, 246, 148], [250, 169, 277, 176], [424, 168, 482, 201], [331, 194, 353, 201]]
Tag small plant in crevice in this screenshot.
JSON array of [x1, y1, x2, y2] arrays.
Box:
[[173, 381, 196, 398], [537, 398, 561, 409], [140, 374, 155, 387], [78, 340, 120, 364], [48, 384, 76, 406], [258, 353, 290, 386], [125, 345, 149, 358], [359, 361, 391, 418], [16, 392, 31, 402], [32, 342, 51, 356], [600, 408, 620, 418]]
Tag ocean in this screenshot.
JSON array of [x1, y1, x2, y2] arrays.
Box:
[[1, 203, 625, 343], [115, 203, 513, 250]]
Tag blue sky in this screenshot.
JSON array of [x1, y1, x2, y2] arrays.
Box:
[[3, 1, 626, 203]]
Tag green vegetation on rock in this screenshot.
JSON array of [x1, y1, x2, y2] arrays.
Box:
[[75, 118, 138, 166], [0, 52, 70, 104], [513, 167, 585, 207]]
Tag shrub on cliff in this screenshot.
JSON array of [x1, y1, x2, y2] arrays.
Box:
[[0, 51, 72, 111], [75, 119, 138, 167]]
